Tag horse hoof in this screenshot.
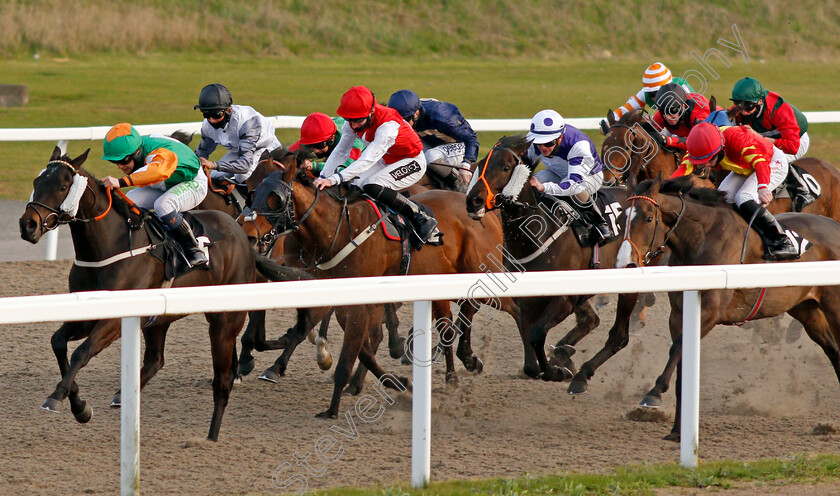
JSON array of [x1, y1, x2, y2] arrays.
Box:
[[522, 365, 540, 379], [663, 431, 680, 442], [342, 384, 363, 396], [640, 396, 662, 409], [471, 356, 484, 374], [315, 410, 338, 419], [233, 375, 242, 386], [400, 353, 412, 366], [317, 355, 333, 371], [390, 338, 407, 359], [110, 392, 121, 408], [306, 328, 317, 345], [567, 378, 588, 395], [238, 358, 256, 377], [41, 397, 62, 413], [74, 403, 93, 424], [258, 369, 281, 383], [445, 373, 459, 386]]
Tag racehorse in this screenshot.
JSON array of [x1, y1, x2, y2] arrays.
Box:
[[601, 109, 686, 186], [19, 147, 256, 441], [249, 147, 523, 418], [236, 151, 408, 392], [465, 134, 649, 394], [616, 175, 840, 440]]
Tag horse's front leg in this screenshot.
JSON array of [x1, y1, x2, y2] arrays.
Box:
[[238, 310, 266, 377], [44, 321, 93, 416], [44, 319, 121, 423], [551, 298, 601, 376], [384, 302, 405, 360], [316, 307, 370, 419], [525, 296, 575, 381], [454, 302, 483, 373], [259, 307, 325, 383]]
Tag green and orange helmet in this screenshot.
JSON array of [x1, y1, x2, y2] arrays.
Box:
[[102, 123, 142, 161]]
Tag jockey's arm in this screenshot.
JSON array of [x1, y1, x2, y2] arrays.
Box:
[[541, 148, 596, 196], [769, 103, 802, 156], [214, 115, 263, 175], [670, 156, 694, 179], [195, 134, 217, 159], [320, 121, 356, 180], [435, 106, 480, 163], [119, 148, 177, 187], [612, 88, 647, 120], [322, 121, 399, 185]]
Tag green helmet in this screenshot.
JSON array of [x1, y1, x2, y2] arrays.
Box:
[[102, 123, 142, 161], [730, 77, 768, 103]]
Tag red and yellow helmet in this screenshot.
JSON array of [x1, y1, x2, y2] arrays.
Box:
[[337, 86, 375, 119], [686, 122, 725, 165], [300, 112, 337, 145]]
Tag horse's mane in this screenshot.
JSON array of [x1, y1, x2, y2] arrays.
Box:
[[617, 109, 645, 125], [635, 175, 729, 206], [261, 146, 362, 201], [497, 133, 530, 152], [169, 130, 194, 146]]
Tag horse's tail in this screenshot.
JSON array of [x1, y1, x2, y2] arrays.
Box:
[[170, 130, 194, 146], [254, 253, 314, 282]]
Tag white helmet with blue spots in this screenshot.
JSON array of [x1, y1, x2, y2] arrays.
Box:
[[526, 109, 565, 144]]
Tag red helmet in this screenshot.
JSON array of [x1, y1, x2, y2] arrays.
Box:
[[686, 122, 725, 165], [337, 86, 375, 119], [300, 112, 337, 145]]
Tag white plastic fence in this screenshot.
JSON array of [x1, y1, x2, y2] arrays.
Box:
[[1, 262, 839, 495], [6, 112, 840, 261]]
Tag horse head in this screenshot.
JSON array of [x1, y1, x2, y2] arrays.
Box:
[[600, 109, 667, 186], [20, 147, 92, 243], [465, 134, 532, 219]]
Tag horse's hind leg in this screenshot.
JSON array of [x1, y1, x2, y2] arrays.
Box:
[[789, 299, 840, 383], [316, 307, 372, 419], [259, 307, 325, 383], [551, 298, 602, 376], [568, 293, 639, 395], [44, 321, 93, 416], [525, 296, 575, 381], [454, 303, 481, 372], [384, 303, 405, 359], [238, 310, 266, 377], [206, 311, 246, 441], [45, 319, 121, 423], [344, 322, 384, 396], [110, 321, 172, 407], [315, 308, 335, 371]]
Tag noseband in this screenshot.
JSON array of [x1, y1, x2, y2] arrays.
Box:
[[474, 145, 530, 211], [623, 192, 685, 265]]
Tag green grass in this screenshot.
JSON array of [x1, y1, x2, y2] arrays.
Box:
[[295, 454, 840, 496], [3, 53, 840, 200]]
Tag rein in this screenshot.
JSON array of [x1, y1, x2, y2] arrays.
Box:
[[623, 192, 685, 265], [475, 145, 530, 210]]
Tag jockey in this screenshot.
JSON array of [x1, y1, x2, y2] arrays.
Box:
[[194, 83, 282, 184], [600, 62, 695, 135], [288, 112, 365, 175], [526, 109, 612, 243], [313, 86, 439, 243], [387, 89, 478, 191], [671, 122, 802, 260], [101, 123, 209, 268], [729, 76, 814, 209], [651, 82, 718, 151]]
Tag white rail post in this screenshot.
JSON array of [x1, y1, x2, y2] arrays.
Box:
[[121, 317, 141, 496], [680, 290, 701, 468], [411, 300, 432, 488], [44, 140, 69, 261]]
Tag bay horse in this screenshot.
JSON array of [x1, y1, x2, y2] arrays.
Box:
[[249, 147, 523, 418], [235, 151, 408, 392], [19, 147, 256, 441], [465, 134, 652, 393], [616, 175, 840, 440]]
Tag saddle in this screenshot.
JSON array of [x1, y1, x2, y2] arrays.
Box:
[[773, 163, 820, 211], [143, 212, 225, 280], [209, 177, 246, 212], [538, 190, 623, 249]]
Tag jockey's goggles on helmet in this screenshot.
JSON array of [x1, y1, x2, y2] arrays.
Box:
[[110, 155, 134, 166], [346, 116, 368, 124], [307, 140, 330, 150], [733, 100, 759, 112], [202, 109, 225, 120]]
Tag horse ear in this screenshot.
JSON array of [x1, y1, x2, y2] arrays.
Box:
[[71, 149, 90, 169], [282, 149, 298, 183], [607, 110, 617, 126], [708, 95, 717, 111], [50, 146, 62, 161]]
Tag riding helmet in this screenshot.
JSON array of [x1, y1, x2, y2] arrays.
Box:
[[526, 109, 565, 144], [730, 77, 768, 103], [387, 89, 421, 120], [654, 82, 688, 115], [102, 123, 142, 161], [300, 112, 337, 145], [337, 86, 375, 119], [642, 62, 673, 93], [686, 122, 725, 165], [194, 83, 233, 111]]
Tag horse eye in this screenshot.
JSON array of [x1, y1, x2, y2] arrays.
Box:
[[59, 185, 68, 192], [502, 165, 511, 172], [646, 216, 653, 223]]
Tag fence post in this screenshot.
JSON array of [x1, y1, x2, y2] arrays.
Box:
[[43, 140, 70, 261], [121, 317, 141, 496], [680, 290, 701, 468], [411, 300, 432, 488]]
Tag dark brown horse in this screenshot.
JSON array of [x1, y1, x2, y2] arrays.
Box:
[[19, 147, 256, 441], [616, 175, 840, 440], [250, 147, 523, 418], [465, 134, 649, 393]]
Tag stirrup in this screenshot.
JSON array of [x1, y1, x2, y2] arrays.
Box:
[[764, 239, 801, 261]]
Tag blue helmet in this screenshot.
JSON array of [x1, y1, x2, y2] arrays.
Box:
[[704, 110, 733, 127], [387, 89, 421, 120]]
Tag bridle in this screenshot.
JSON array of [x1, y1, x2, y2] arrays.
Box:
[[473, 144, 533, 211], [603, 114, 680, 184], [25, 160, 138, 232], [623, 192, 685, 265]]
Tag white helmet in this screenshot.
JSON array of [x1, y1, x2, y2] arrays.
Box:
[[526, 109, 565, 144]]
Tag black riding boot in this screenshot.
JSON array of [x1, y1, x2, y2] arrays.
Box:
[[738, 200, 801, 261], [170, 217, 209, 268], [363, 184, 439, 243], [787, 165, 817, 212], [578, 201, 613, 243]]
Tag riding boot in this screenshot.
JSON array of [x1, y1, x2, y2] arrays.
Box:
[[787, 165, 816, 212], [363, 184, 439, 243], [170, 217, 209, 268], [442, 169, 463, 192], [578, 201, 613, 243], [737, 200, 801, 261]]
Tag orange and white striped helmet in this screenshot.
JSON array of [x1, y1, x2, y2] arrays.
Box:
[[642, 62, 673, 93]]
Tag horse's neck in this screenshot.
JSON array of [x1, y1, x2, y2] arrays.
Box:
[[69, 186, 140, 260], [635, 142, 679, 181], [660, 196, 741, 264], [291, 185, 361, 256], [501, 184, 572, 262]]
